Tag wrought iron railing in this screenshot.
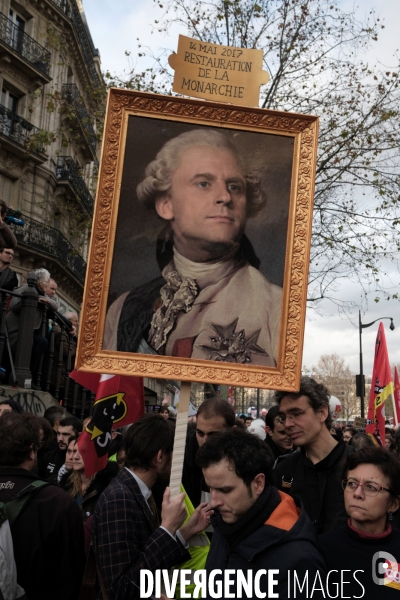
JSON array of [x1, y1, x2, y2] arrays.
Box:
[[7, 211, 87, 283], [56, 156, 94, 213], [0, 13, 51, 76], [50, 0, 100, 85], [61, 84, 97, 156], [0, 103, 44, 153], [50, 0, 71, 14], [0, 284, 93, 416]]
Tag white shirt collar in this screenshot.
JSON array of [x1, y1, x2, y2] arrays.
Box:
[[124, 467, 151, 501]]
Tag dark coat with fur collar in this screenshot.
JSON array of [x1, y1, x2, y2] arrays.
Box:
[[60, 461, 119, 522]]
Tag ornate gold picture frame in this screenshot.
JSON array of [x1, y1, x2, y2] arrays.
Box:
[[76, 89, 318, 391]]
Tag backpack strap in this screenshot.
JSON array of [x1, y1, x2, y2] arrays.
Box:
[[6, 480, 51, 526], [0, 504, 7, 527]]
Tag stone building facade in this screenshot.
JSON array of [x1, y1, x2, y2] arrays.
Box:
[[0, 0, 102, 313]]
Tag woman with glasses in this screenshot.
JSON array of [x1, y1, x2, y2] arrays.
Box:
[[319, 446, 400, 598]]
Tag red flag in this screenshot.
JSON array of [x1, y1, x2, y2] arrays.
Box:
[[69, 369, 101, 393], [73, 373, 145, 476], [365, 323, 393, 446], [393, 367, 400, 427]]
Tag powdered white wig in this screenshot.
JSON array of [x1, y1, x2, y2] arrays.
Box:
[[136, 129, 266, 218]]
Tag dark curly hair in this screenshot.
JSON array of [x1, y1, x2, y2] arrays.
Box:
[[124, 413, 175, 470], [273, 376, 333, 429], [196, 429, 274, 490], [0, 412, 40, 466]]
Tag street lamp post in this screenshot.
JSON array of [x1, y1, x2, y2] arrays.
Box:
[[358, 310, 395, 418]]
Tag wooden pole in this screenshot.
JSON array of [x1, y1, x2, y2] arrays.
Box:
[[169, 380, 191, 500], [392, 393, 399, 428]]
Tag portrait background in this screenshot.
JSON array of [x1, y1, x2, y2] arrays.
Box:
[[107, 116, 294, 309]]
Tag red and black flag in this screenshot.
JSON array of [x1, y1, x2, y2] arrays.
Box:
[[393, 367, 400, 428], [365, 323, 393, 446], [70, 371, 144, 476]]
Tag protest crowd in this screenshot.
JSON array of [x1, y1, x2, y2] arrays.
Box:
[[0, 372, 400, 600]]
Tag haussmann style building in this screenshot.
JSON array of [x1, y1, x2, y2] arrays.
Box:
[[0, 0, 104, 314]]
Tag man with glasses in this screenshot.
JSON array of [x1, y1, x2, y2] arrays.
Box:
[[0, 247, 17, 291], [273, 376, 354, 534]]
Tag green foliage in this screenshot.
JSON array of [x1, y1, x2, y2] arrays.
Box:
[[24, 128, 57, 154], [107, 0, 400, 308]]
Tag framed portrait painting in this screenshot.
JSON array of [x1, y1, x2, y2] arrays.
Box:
[[76, 89, 318, 391]]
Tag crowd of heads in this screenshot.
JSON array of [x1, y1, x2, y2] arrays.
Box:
[[1, 374, 399, 477], [1, 374, 400, 566]]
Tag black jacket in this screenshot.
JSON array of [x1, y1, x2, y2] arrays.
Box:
[[0, 467, 85, 600], [182, 429, 207, 508], [60, 460, 119, 521], [319, 524, 400, 599], [206, 492, 326, 599], [38, 444, 66, 482], [274, 441, 354, 534], [265, 434, 294, 459], [0, 266, 17, 292]]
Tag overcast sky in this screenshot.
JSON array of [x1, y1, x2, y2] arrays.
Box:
[[82, 0, 400, 377]]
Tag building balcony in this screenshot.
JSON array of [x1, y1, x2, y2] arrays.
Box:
[[56, 156, 94, 214], [0, 13, 51, 85], [0, 103, 47, 162], [50, 0, 100, 86], [61, 84, 97, 161], [7, 210, 86, 283]]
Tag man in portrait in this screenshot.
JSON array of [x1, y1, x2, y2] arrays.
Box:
[[104, 129, 282, 366]]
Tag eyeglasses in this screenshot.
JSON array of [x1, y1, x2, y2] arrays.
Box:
[[342, 479, 394, 497], [278, 406, 313, 423]]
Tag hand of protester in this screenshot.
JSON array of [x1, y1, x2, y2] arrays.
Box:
[[161, 487, 187, 536], [38, 297, 49, 303], [178, 502, 213, 541]]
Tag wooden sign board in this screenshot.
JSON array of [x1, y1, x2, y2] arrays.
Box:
[[168, 35, 269, 107]]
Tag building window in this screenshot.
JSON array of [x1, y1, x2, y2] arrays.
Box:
[[9, 9, 25, 30], [1, 88, 18, 113], [8, 9, 25, 53]]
